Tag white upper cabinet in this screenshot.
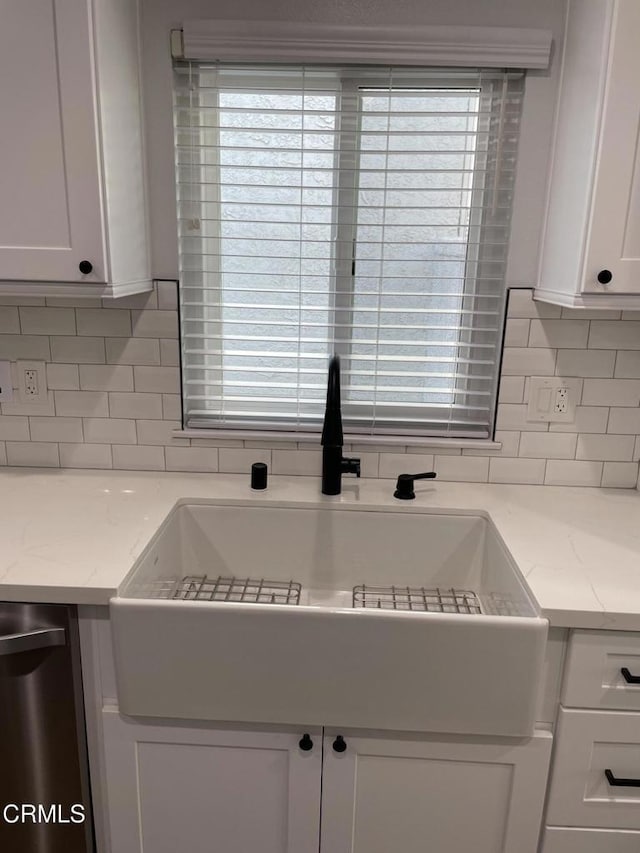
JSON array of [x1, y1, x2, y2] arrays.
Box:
[[0, 0, 150, 297], [537, 0, 640, 307]]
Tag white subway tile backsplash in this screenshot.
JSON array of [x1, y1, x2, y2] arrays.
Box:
[[519, 432, 577, 459], [79, 365, 134, 392], [589, 321, 640, 350], [51, 336, 104, 364], [0, 416, 29, 441], [77, 308, 131, 337], [272, 449, 322, 476], [507, 289, 561, 319], [549, 406, 609, 434], [112, 445, 165, 471], [136, 420, 185, 446], [160, 339, 180, 366], [0, 307, 20, 333], [489, 457, 546, 484], [132, 310, 178, 339], [30, 417, 82, 443], [165, 446, 218, 472], [602, 462, 639, 488], [615, 351, 640, 378], [0, 334, 50, 360], [497, 376, 525, 404], [19, 307, 76, 335], [576, 433, 635, 462], [378, 453, 434, 479], [496, 404, 549, 432], [529, 319, 589, 349], [109, 392, 163, 420], [582, 379, 640, 407], [504, 319, 530, 347], [106, 337, 160, 366], [2, 391, 56, 417], [162, 394, 182, 421], [46, 364, 79, 390], [133, 366, 180, 394], [55, 391, 109, 418], [219, 448, 271, 474], [1, 284, 639, 488], [6, 442, 59, 467], [434, 455, 489, 482], [545, 460, 603, 487], [501, 347, 556, 376], [83, 418, 137, 445], [556, 349, 616, 378], [59, 443, 112, 469], [157, 281, 178, 310], [607, 407, 640, 434]]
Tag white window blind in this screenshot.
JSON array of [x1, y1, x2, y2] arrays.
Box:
[[174, 63, 524, 438]]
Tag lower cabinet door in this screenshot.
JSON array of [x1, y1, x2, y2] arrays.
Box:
[[319, 729, 552, 853], [543, 827, 640, 853], [101, 708, 321, 853]]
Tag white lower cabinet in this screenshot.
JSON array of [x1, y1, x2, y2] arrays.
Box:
[[100, 709, 552, 853], [101, 709, 322, 853]]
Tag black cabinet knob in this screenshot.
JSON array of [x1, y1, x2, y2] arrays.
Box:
[[332, 735, 347, 753], [299, 733, 313, 751], [79, 260, 93, 275], [597, 269, 613, 284]]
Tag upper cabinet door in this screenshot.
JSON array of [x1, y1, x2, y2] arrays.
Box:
[[537, 0, 640, 307], [583, 1, 640, 295], [0, 0, 106, 283]]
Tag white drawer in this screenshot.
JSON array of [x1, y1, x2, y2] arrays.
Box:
[[543, 827, 640, 853], [547, 708, 640, 829], [563, 630, 640, 711]]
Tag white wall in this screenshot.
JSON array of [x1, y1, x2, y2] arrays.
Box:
[[140, 0, 566, 284]]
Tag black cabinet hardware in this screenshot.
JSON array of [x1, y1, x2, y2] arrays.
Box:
[[79, 260, 93, 274], [605, 768, 640, 787], [299, 733, 313, 751], [597, 269, 613, 284], [621, 667, 640, 684], [332, 735, 347, 753]]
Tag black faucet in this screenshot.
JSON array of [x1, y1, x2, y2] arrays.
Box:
[[321, 356, 360, 495]]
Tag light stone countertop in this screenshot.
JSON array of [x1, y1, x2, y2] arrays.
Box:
[[0, 467, 639, 630]]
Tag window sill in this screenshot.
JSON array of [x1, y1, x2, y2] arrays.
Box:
[[174, 428, 501, 451]]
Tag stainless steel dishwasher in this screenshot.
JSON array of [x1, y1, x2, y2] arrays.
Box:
[[0, 602, 94, 853]]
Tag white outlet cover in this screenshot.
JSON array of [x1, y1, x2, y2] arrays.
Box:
[[526, 376, 580, 423], [0, 361, 13, 402]]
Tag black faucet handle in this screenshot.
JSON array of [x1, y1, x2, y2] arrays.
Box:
[[342, 456, 361, 478], [393, 471, 437, 500]]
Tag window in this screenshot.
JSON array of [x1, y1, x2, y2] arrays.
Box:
[[174, 63, 524, 438]]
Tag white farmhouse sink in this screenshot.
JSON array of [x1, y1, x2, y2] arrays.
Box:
[[111, 500, 547, 736]]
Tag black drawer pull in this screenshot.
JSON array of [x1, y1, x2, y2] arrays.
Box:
[[605, 769, 640, 788], [621, 667, 640, 684]]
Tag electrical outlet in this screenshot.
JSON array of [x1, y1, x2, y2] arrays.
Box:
[[527, 377, 580, 423], [554, 387, 568, 414], [0, 361, 13, 402], [17, 361, 47, 405]]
